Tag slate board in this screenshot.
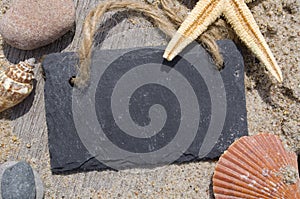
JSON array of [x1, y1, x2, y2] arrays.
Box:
[[42, 40, 248, 173]]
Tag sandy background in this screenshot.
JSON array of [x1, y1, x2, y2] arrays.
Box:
[[0, 0, 299, 198]]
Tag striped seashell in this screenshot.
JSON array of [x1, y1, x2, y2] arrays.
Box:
[[213, 133, 300, 199], [0, 58, 35, 112]]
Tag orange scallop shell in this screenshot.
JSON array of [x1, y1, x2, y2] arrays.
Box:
[[213, 133, 300, 199]]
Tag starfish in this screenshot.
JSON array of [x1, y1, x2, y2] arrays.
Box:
[[163, 0, 283, 82]]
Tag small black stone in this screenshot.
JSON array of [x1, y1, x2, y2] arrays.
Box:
[[1, 162, 36, 199]]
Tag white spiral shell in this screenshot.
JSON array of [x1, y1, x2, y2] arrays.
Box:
[[0, 58, 35, 112]]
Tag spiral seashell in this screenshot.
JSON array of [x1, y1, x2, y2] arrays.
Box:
[[0, 58, 35, 113], [213, 133, 300, 198]]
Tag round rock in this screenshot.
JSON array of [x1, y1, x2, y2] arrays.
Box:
[[0, 161, 44, 199], [1, 161, 35, 199], [0, 0, 75, 50]]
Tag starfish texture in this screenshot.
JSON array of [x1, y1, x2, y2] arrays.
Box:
[[163, 0, 283, 82]]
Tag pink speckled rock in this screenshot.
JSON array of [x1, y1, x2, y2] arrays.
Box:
[[0, 0, 75, 50]]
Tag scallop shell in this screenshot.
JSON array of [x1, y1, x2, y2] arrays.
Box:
[[213, 133, 300, 199], [0, 58, 35, 112]]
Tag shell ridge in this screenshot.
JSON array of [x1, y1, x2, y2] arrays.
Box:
[[214, 164, 283, 198], [228, 143, 268, 171], [233, 139, 274, 173], [241, 136, 296, 195], [266, 134, 290, 169], [216, 156, 274, 191], [213, 177, 275, 198], [270, 135, 286, 163], [213, 181, 275, 198], [213, 133, 300, 199], [222, 139, 287, 193], [243, 136, 278, 170]]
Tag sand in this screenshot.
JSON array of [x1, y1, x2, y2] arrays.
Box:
[[0, 0, 299, 198]]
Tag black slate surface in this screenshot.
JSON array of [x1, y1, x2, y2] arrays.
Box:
[[43, 40, 248, 172], [1, 162, 36, 199]]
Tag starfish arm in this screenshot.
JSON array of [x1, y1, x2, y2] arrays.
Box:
[[223, 0, 283, 82], [163, 0, 224, 61]]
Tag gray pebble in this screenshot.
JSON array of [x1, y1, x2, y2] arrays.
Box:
[[0, 0, 75, 50], [0, 161, 44, 199], [1, 161, 35, 199]]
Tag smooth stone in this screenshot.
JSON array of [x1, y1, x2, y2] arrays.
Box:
[[0, 161, 44, 199], [1, 161, 36, 199], [0, 0, 75, 50]]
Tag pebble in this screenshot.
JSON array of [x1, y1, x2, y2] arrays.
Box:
[[1, 161, 35, 199], [0, 161, 44, 199], [0, 0, 75, 50]]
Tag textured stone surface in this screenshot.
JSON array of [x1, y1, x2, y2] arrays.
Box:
[[0, 0, 75, 50], [1, 161, 36, 199], [42, 41, 248, 172]]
